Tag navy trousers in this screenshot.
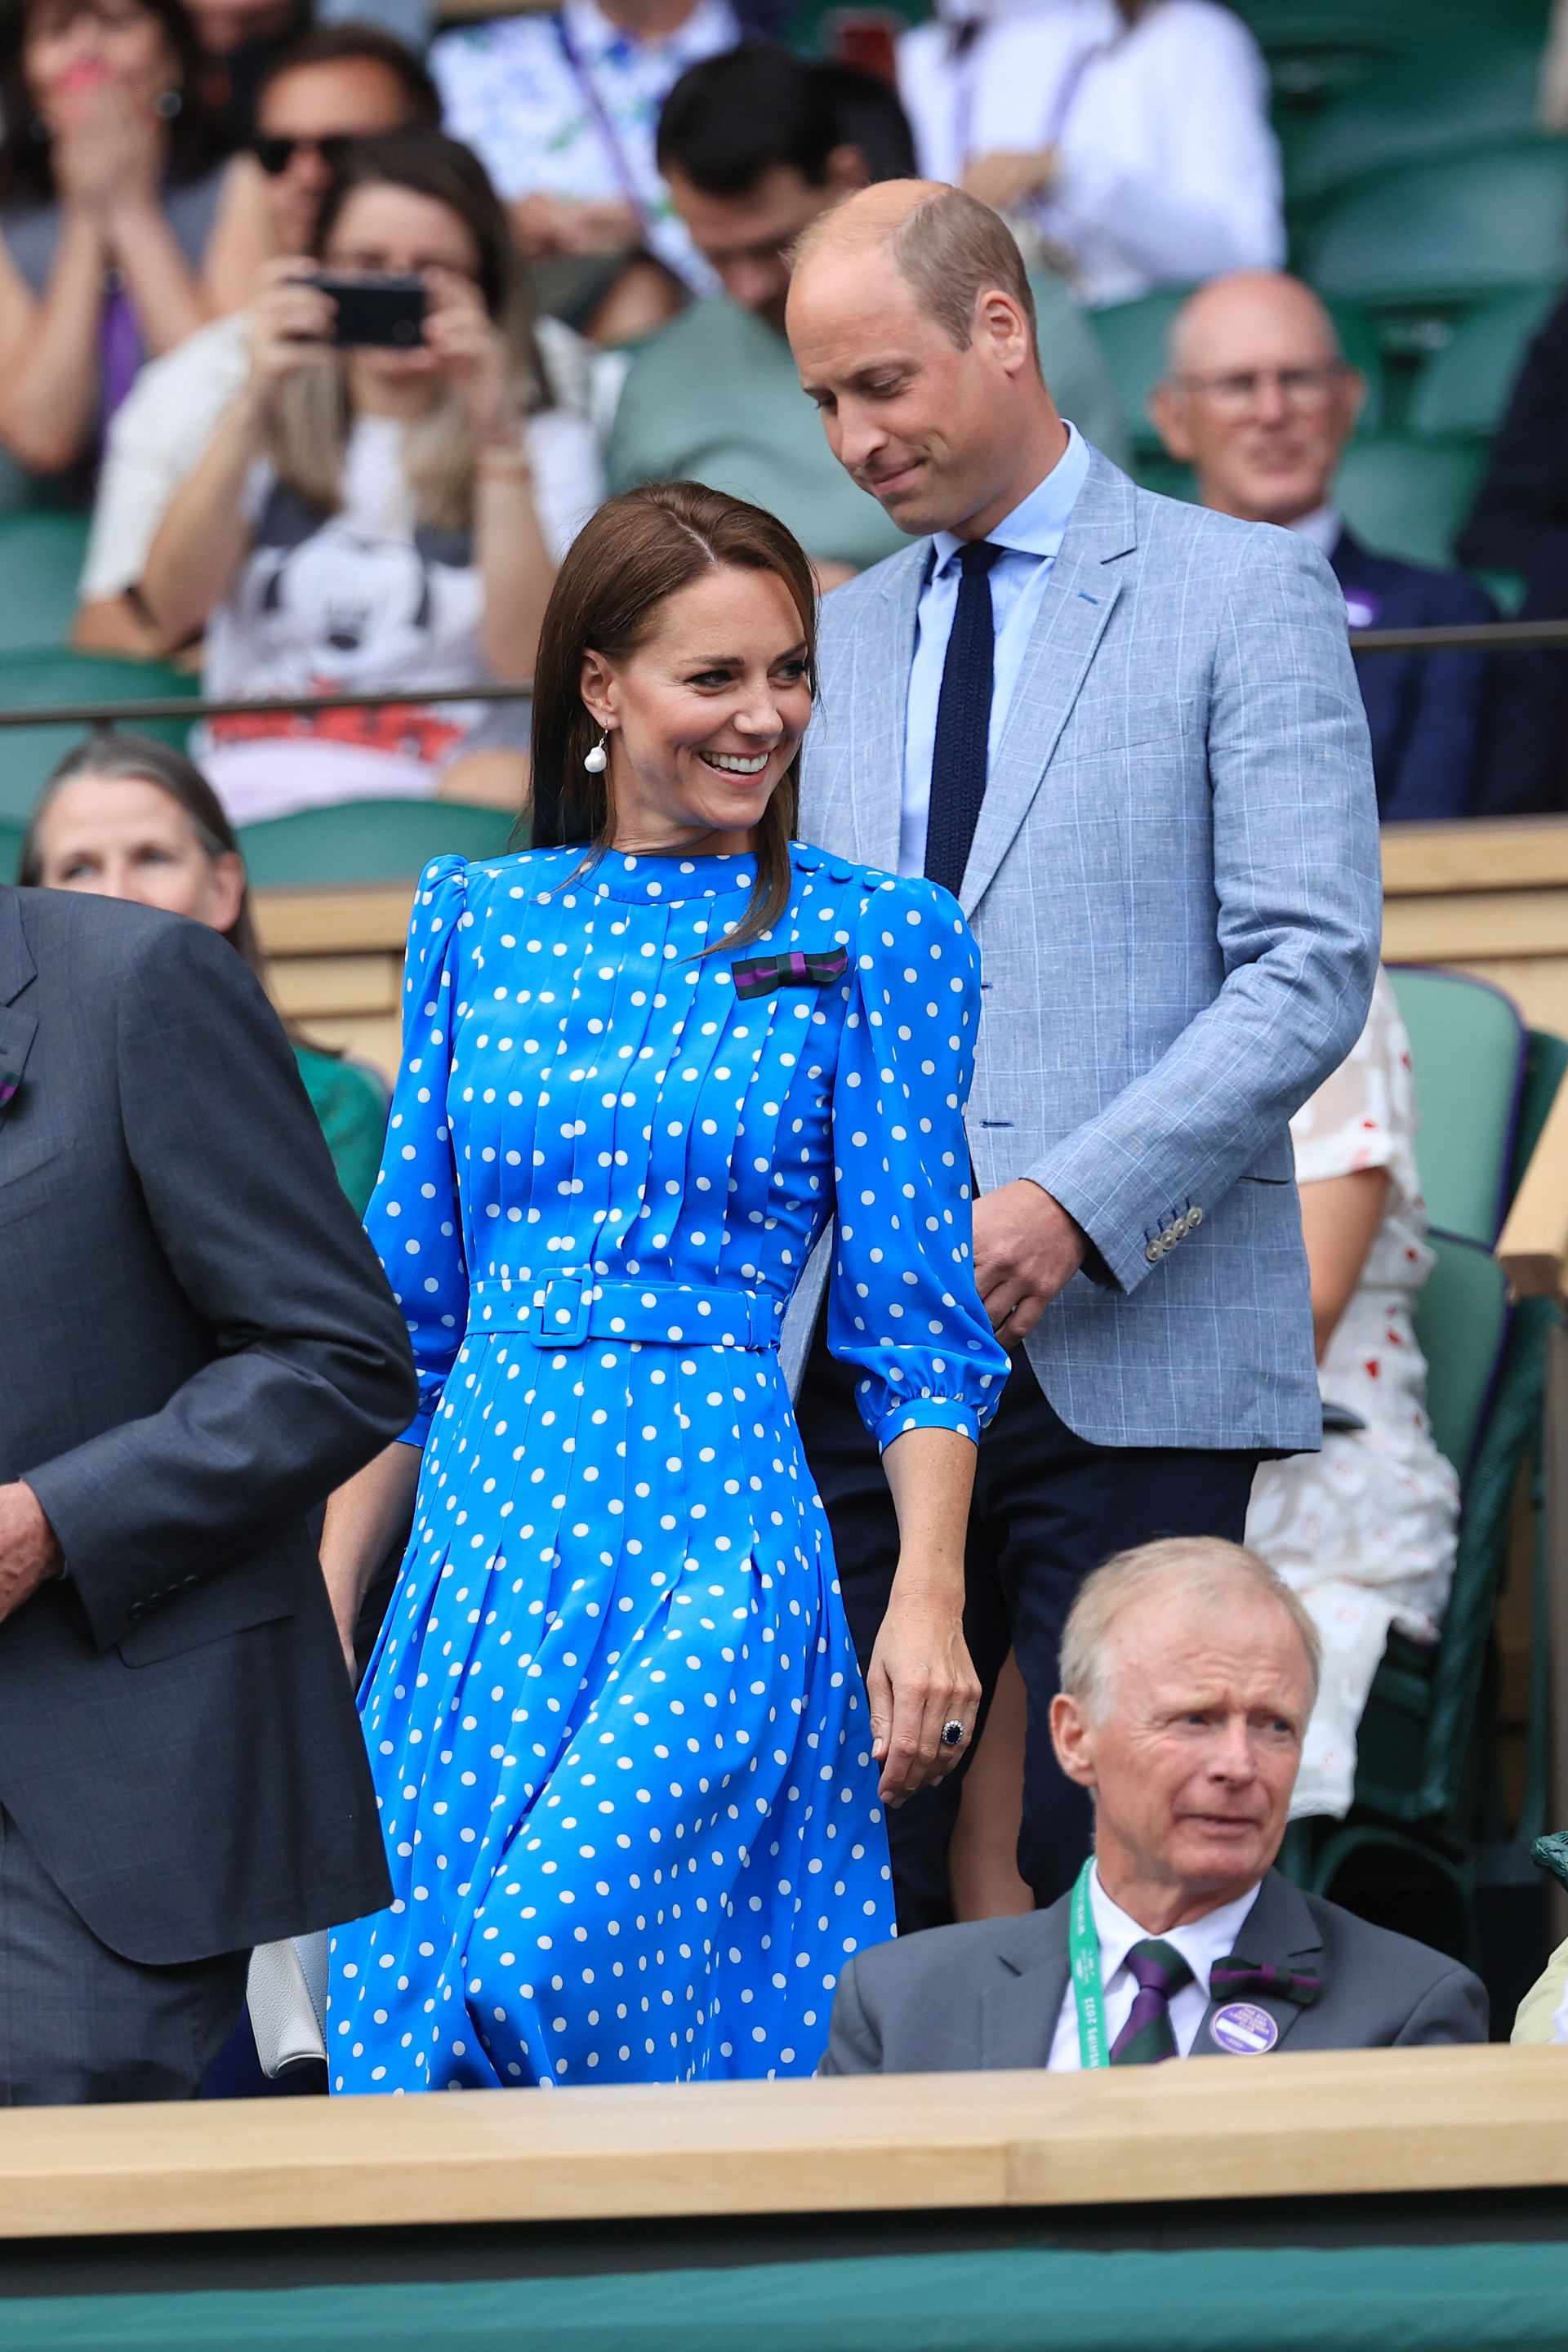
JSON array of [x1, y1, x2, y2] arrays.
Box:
[[795, 1311, 1261, 1932], [0, 1805, 249, 2105]]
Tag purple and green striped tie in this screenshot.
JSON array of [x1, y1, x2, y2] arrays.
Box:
[[1109, 1940, 1194, 2065]]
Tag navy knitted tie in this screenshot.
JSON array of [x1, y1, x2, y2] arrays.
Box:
[[924, 539, 1001, 900]]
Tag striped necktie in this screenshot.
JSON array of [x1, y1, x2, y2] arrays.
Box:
[[1109, 1940, 1194, 2065], [924, 539, 1001, 900]]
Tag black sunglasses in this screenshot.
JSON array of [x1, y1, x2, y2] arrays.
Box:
[[252, 131, 356, 176]]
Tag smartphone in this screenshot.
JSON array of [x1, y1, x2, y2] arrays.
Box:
[[315, 270, 427, 350]]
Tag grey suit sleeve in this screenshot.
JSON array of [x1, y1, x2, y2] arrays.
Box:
[[1393, 1964, 1489, 2047], [820, 1954, 884, 2075], [1027, 530, 1382, 1294], [25, 918, 417, 1648]]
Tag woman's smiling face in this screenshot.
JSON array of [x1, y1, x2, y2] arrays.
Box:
[[579, 563, 813, 858]]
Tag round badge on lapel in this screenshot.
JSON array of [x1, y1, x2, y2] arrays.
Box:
[[1343, 588, 1382, 630], [1209, 2001, 1278, 2055]]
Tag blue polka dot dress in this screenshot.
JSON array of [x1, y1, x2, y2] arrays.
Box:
[[328, 842, 1008, 2092]]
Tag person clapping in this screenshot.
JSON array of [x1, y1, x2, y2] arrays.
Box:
[[140, 129, 604, 821], [0, 0, 230, 479]]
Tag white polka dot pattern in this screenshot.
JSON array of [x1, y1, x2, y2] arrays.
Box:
[[327, 842, 1006, 2094]]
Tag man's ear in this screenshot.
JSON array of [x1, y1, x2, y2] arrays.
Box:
[[825, 142, 870, 197], [1147, 378, 1192, 461], [578, 648, 617, 733], [1050, 1690, 1098, 1791], [977, 287, 1034, 376]]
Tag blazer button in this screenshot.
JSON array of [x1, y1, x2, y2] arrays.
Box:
[[1189, 1205, 1204, 1227], [1161, 1225, 1178, 1249], [1146, 1239, 1165, 1263]]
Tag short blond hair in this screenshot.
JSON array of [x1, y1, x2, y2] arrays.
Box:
[[1059, 1537, 1321, 1719]]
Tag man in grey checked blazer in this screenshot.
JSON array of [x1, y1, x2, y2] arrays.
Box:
[[782, 182, 1381, 1928]]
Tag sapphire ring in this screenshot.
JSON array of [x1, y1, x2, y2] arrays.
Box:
[[941, 1720, 967, 1748]]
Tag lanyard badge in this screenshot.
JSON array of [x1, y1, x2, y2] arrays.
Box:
[[1067, 1857, 1109, 2069]]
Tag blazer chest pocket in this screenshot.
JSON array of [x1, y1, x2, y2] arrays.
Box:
[[115, 1557, 299, 1666]]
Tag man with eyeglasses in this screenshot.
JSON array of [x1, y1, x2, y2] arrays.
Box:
[[74, 23, 442, 657], [1151, 270, 1497, 823]]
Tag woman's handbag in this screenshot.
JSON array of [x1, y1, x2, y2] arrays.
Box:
[[247, 1931, 329, 2077]]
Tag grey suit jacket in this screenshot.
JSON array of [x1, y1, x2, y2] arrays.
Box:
[[0, 885, 416, 1964], [791, 449, 1383, 1450], [821, 1868, 1486, 2074]]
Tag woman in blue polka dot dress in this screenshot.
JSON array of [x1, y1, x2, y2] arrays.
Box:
[[320, 483, 1009, 2091]]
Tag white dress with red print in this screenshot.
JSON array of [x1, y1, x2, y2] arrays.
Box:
[[1245, 970, 1460, 1819]]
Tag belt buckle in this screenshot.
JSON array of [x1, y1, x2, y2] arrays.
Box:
[[532, 1273, 591, 1347]]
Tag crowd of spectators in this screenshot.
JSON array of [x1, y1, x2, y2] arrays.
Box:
[[0, 0, 1548, 829]]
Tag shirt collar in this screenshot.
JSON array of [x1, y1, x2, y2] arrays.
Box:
[[1285, 501, 1341, 556], [932, 419, 1092, 577], [564, 0, 735, 60], [1089, 1860, 1263, 1993]]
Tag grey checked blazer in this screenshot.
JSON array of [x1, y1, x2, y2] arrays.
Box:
[[787, 448, 1382, 1450]]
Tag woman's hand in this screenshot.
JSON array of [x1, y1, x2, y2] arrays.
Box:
[[961, 146, 1058, 213], [52, 77, 163, 220], [245, 254, 336, 416], [866, 1582, 981, 1808], [421, 266, 513, 446]]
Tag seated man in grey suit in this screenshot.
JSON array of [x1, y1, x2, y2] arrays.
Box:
[[0, 879, 416, 2103], [822, 1539, 1486, 2073]]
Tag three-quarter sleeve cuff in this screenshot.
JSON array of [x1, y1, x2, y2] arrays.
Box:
[[870, 1394, 982, 1452], [399, 1380, 444, 1450]]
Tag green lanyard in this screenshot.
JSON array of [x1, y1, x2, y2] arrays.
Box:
[[1067, 1857, 1110, 2069]]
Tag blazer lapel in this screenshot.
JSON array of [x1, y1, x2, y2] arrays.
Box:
[[960, 454, 1137, 921], [1192, 1869, 1325, 2061], [979, 1900, 1070, 2070], [0, 889, 36, 1137], [844, 547, 925, 875]]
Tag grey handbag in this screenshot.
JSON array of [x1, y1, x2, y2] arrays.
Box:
[[247, 1931, 329, 2077]]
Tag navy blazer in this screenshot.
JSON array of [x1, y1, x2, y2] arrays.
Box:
[[1331, 527, 1495, 822]]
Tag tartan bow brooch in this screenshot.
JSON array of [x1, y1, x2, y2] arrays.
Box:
[[732, 947, 849, 1001]]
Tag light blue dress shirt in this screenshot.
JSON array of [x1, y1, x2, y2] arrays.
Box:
[[898, 421, 1094, 880]]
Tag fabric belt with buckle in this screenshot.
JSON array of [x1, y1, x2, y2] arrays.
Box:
[[466, 1273, 786, 1352]]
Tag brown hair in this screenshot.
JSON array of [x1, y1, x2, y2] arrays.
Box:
[[530, 481, 815, 954], [270, 129, 544, 533], [791, 181, 1039, 370], [22, 733, 269, 981], [888, 185, 1037, 361]]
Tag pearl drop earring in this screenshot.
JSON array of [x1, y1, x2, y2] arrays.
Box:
[[583, 732, 608, 774]]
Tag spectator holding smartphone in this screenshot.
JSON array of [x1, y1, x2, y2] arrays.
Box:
[[140, 130, 604, 820]]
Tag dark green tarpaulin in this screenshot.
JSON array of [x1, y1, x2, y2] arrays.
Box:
[[7, 2243, 1568, 2352]]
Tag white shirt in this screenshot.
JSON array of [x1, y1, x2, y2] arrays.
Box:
[[1047, 1864, 1263, 2071], [898, 0, 1284, 309], [431, 0, 739, 294], [79, 310, 599, 608], [1287, 501, 1342, 557], [899, 421, 1091, 879], [198, 405, 604, 825]]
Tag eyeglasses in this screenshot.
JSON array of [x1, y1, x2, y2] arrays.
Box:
[[1174, 362, 1348, 416], [252, 131, 356, 176]]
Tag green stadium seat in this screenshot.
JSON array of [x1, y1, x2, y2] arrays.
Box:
[[0, 511, 91, 653], [1406, 288, 1557, 439], [1387, 966, 1526, 1245], [1289, 36, 1544, 204], [1301, 140, 1568, 316], [1093, 288, 1384, 457], [0, 652, 197, 823], [238, 797, 521, 888], [1334, 433, 1487, 568]]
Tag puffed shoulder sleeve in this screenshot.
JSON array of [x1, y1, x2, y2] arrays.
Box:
[[827, 876, 1009, 1450], [364, 855, 470, 1446]]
